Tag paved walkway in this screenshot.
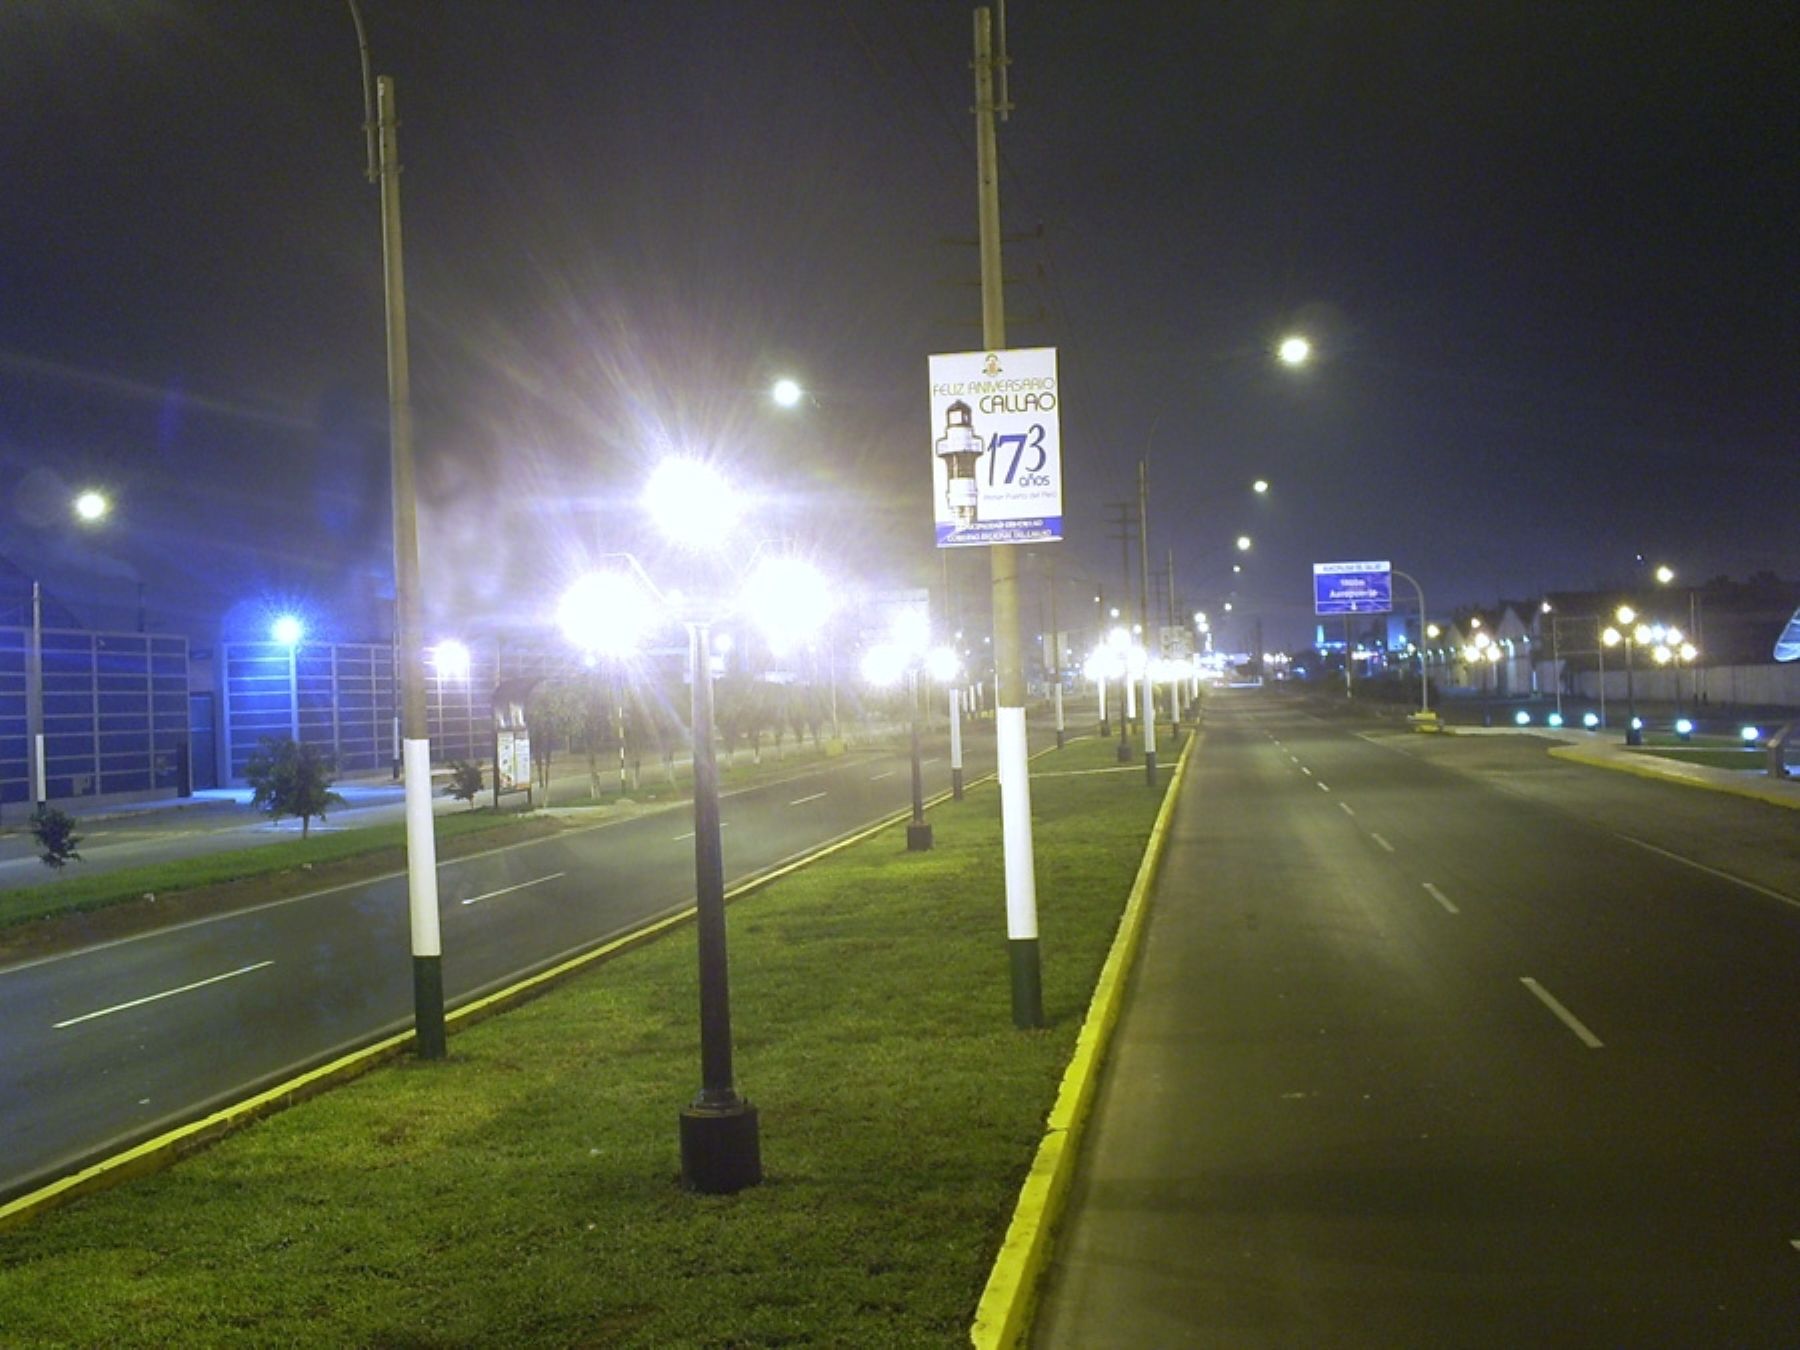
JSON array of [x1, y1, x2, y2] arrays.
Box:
[[1447, 723, 1800, 811]]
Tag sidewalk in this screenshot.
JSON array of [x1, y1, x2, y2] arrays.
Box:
[[1445, 724, 1800, 811]]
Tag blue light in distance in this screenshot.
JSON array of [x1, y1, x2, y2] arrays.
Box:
[[1741, 725, 1762, 743], [1514, 710, 1531, 726], [271, 614, 304, 647], [1582, 712, 1600, 728], [1547, 712, 1564, 727]]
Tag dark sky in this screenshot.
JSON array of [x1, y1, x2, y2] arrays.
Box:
[[2, 2, 1794, 653]]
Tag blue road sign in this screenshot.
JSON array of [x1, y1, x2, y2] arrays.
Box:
[[1313, 561, 1393, 615]]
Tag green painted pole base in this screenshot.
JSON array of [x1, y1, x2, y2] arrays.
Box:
[[413, 954, 446, 1060], [1010, 938, 1044, 1030]]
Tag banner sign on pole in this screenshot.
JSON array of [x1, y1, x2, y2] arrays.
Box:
[[928, 347, 1061, 548], [1313, 561, 1393, 615]]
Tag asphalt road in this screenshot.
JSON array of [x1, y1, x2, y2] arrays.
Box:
[[1035, 691, 1800, 1346], [0, 732, 1002, 1198]]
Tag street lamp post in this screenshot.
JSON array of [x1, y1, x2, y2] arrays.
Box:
[[678, 614, 761, 1193], [1603, 605, 1644, 746], [1392, 569, 1430, 715], [905, 668, 932, 851]]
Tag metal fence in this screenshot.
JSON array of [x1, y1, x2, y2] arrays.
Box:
[[0, 625, 190, 809]]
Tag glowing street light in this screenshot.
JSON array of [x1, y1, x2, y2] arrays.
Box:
[[645, 456, 741, 550], [1277, 334, 1312, 367], [73, 489, 110, 523], [1251, 479, 1270, 495], [770, 377, 804, 409], [272, 614, 305, 741], [1236, 535, 1252, 552]]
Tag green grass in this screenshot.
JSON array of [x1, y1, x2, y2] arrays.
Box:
[[0, 808, 549, 931], [0, 734, 1176, 1347]]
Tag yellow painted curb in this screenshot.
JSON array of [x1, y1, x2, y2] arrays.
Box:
[[969, 730, 1198, 1349], [1547, 744, 1800, 811]]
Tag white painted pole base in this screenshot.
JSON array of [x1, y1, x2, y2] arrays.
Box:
[[996, 707, 1043, 1028], [403, 737, 446, 1057]]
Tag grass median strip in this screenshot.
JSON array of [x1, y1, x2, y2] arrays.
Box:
[[0, 732, 1178, 1347]]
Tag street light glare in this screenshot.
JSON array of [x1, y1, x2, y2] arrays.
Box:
[[771, 377, 803, 409], [558, 570, 660, 659], [646, 457, 739, 549], [271, 614, 304, 647], [1252, 479, 1270, 495], [73, 489, 110, 523], [1277, 335, 1311, 366], [741, 555, 832, 655], [1236, 535, 1252, 551], [1654, 564, 1675, 585], [432, 639, 472, 681], [861, 642, 906, 687], [925, 645, 961, 682]]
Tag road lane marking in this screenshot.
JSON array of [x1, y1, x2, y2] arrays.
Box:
[[1316, 781, 1330, 793], [1301, 766, 1312, 776], [54, 961, 275, 1029], [1423, 882, 1459, 914], [869, 771, 896, 782], [1370, 832, 1394, 852], [921, 758, 940, 767], [460, 872, 566, 907], [1520, 977, 1604, 1049], [1339, 802, 1356, 817], [673, 823, 731, 841], [1614, 833, 1800, 911], [787, 792, 827, 807]]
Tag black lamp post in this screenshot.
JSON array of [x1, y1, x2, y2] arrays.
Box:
[[679, 617, 761, 1193]]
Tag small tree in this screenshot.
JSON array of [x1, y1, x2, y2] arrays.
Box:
[[524, 681, 584, 804], [447, 759, 484, 810], [244, 736, 346, 839], [30, 806, 82, 869]]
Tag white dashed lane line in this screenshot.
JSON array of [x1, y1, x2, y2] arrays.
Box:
[[1339, 802, 1356, 817], [1423, 882, 1459, 914], [1370, 832, 1394, 852], [788, 792, 827, 807], [460, 873, 566, 907], [54, 961, 275, 1029], [1520, 977, 1605, 1049]]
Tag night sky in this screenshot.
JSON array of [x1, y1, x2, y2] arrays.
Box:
[[2, 2, 1794, 654]]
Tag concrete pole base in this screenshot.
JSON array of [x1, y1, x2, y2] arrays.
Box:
[[679, 1100, 762, 1194], [907, 821, 935, 851]]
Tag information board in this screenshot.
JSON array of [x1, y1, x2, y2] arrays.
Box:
[[927, 347, 1062, 548], [1313, 561, 1393, 615]]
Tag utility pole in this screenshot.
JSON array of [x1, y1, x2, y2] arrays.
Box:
[[1137, 460, 1157, 786], [364, 55, 446, 1059], [1048, 554, 1065, 749], [1106, 500, 1136, 761], [973, 6, 1042, 1030]]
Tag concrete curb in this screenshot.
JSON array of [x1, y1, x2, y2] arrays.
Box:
[[969, 730, 1198, 1349], [1547, 743, 1800, 811]]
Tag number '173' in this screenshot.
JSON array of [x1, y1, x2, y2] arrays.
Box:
[[986, 425, 1049, 485]]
